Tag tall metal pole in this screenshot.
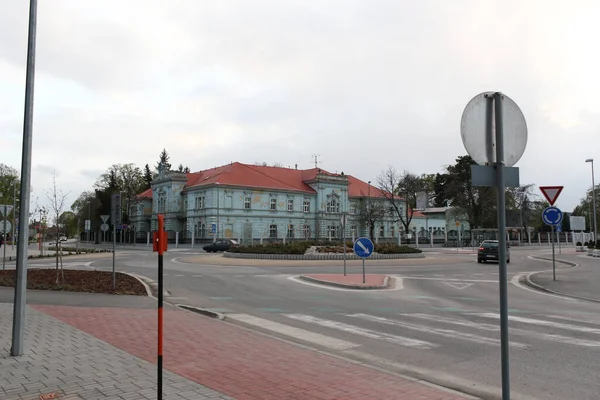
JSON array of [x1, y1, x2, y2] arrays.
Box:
[[216, 183, 220, 240], [12, 0, 38, 357], [591, 160, 597, 245], [88, 200, 91, 242], [342, 212, 347, 276], [493, 92, 511, 399], [551, 225, 556, 281], [2, 207, 7, 270], [12, 182, 16, 250]]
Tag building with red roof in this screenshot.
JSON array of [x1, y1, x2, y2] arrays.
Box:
[[130, 162, 439, 243]]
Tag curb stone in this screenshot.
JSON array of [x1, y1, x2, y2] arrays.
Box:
[[176, 304, 225, 320], [299, 274, 391, 290], [523, 273, 600, 304]]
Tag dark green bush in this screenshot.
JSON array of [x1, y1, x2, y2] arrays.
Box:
[[375, 244, 422, 254], [576, 241, 582, 246], [228, 241, 313, 254], [588, 242, 595, 249]]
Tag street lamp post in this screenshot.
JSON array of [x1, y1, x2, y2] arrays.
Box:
[[215, 182, 220, 240], [586, 159, 597, 245]]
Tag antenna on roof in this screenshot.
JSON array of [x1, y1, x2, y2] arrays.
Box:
[[312, 154, 321, 168]]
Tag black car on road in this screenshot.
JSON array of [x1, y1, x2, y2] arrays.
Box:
[[477, 240, 510, 263], [203, 239, 239, 253]]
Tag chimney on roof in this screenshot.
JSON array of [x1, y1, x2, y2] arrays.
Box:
[[295, 164, 298, 170]]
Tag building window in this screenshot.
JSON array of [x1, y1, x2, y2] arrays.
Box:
[[351, 225, 357, 237], [196, 222, 206, 238], [303, 224, 311, 238], [225, 195, 233, 209], [303, 199, 310, 213], [350, 202, 356, 214], [390, 225, 395, 238], [287, 199, 294, 211], [269, 224, 277, 238], [244, 196, 251, 210], [326, 196, 340, 213], [327, 225, 339, 239], [183, 198, 188, 212], [195, 196, 204, 209], [270, 198, 277, 211], [379, 225, 385, 237], [287, 224, 294, 238]]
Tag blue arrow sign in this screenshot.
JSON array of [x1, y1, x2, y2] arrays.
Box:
[[353, 237, 374, 258], [542, 206, 563, 226], [211, 223, 217, 234], [556, 225, 562, 233]]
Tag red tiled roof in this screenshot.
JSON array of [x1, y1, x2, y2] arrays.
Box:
[[137, 162, 395, 199], [137, 188, 152, 199]]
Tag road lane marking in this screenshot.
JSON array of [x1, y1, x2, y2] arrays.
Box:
[[227, 314, 359, 351], [284, 314, 436, 349], [393, 275, 497, 283], [403, 313, 600, 348], [510, 273, 577, 301], [192, 274, 203, 277], [543, 314, 600, 325], [346, 313, 527, 348], [470, 313, 600, 335]]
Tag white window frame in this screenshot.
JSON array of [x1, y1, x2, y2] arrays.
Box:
[[287, 199, 294, 212], [303, 224, 311, 238], [350, 202, 356, 214], [270, 198, 277, 211], [244, 196, 251, 210], [326, 196, 340, 213], [287, 224, 294, 238], [269, 224, 278, 238], [303, 199, 310, 213], [379, 225, 385, 237], [195, 196, 205, 210]]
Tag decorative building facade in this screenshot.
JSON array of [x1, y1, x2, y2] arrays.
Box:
[[129, 162, 433, 243]]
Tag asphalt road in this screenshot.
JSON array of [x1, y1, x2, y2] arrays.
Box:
[[5, 246, 600, 400]]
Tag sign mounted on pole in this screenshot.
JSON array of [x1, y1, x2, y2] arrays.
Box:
[[539, 186, 563, 206], [353, 237, 374, 284], [100, 215, 110, 223], [461, 91, 527, 400], [542, 206, 563, 226], [111, 193, 122, 226], [0, 205, 13, 217]]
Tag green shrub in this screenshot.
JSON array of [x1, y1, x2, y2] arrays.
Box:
[[228, 241, 313, 254], [576, 241, 582, 246], [589, 242, 595, 249], [375, 244, 422, 254], [315, 245, 353, 253]]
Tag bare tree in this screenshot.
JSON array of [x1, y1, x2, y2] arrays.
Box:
[[358, 198, 386, 241], [377, 166, 423, 233], [46, 171, 70, 284]]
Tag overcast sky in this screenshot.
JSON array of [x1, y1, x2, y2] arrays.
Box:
[[2, 0, 599, 216]]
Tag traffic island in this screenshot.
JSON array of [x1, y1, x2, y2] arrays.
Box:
[[299, 273, 392, 289]]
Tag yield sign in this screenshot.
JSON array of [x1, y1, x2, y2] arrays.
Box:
[[539, 186, 563, 206], [442, 282, 474, 290], [0, 205, 13, 217]]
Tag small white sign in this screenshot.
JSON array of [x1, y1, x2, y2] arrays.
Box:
[[100, 223, 109, 232], [85, 220, 91, 231], [0, 220, 12, 234]]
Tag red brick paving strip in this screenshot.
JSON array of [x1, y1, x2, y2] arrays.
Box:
[[303, 273, 387, 287], [33, 305, 468, 400]]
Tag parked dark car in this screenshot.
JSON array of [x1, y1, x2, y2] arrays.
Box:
[[203, 239, 239, 253], [477, 240, 510, 263]]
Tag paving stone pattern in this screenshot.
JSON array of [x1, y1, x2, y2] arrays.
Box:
[[33, 305, 470, 400], [0, 303, 233, 400]]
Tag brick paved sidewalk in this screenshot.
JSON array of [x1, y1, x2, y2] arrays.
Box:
[[0, 303, 233, 400], [32, 304, 473, 400]]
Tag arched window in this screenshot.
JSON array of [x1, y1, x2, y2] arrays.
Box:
[[326, 194, 340, 213]]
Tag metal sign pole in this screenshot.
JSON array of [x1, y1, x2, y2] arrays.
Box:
[[343, 213, 347, 276], [551, 226, 556, 281], [112, 224, 116, 291], [493, 92, 511, 400], [362, 258, 365, 284], [2, 207, 7, 270]]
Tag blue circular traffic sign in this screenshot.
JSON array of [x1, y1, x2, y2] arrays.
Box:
[[542, 206, 563, 226], [353, 237, 374, 258]]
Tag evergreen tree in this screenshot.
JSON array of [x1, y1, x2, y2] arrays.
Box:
[[143, 164, 153, 189], [156, 148, 171, 171]]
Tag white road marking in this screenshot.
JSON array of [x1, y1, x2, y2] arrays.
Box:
[[393, 275, 497, 283], [442, 282, 474, 290], [284, 314, 436, 349], [543, 314, 600, 325], [174, 274, 185, 277], [510, 273, 577, 301], [287, 275, 403, 292], [347, 313, 527, 348], [192, 275, 203, 277], [227, 314, 359, 351], [470, 313, 600, 335], [403, 314, 600, 348]]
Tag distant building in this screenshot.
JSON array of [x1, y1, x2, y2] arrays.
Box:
[[129, 162, 432, 243]]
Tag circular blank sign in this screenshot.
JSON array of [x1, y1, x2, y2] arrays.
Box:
[[460, 92, 527, 167]]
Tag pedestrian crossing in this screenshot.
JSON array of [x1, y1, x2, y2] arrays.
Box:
[[228, 310, 600, 352]]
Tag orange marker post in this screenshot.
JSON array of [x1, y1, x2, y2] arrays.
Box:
[[153, 214, 168, 399]]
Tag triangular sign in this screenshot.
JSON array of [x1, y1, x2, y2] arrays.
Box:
[[539, 186, 564, 206], [100, 215, 110, 223], [0, 205, 13, 217]]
